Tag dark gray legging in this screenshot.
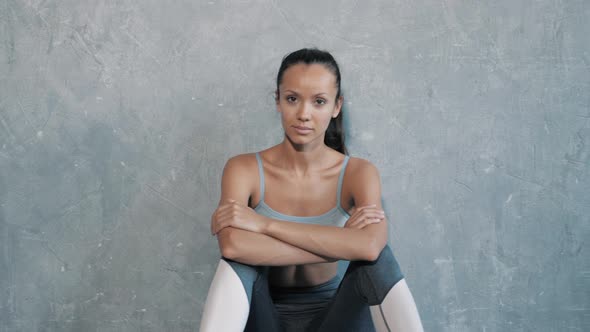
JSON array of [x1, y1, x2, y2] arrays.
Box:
[[224, 245, 404, 332]]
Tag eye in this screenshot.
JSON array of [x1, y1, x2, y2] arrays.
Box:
[[315, 98, 327, 105], [286, 96, 297, 103]]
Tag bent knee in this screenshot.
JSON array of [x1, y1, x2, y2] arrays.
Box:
[[220, 258, 266, 304], [348, 245, 405, 305]]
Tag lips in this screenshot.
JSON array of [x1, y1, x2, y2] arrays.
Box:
[[293, 125, 312, 130], [292, 125, 313, 135]]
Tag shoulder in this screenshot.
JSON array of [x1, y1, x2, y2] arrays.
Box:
[[344, 156, 382, 201], [219, 153, 261, 200], [345, 156, 381, 181], [341, 156, 383, 207], [224, 152, 257, 168], [222, 153, 259, 179]]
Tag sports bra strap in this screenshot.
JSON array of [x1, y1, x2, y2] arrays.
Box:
[[255, 152, 265, 202], [337, 155, 350, 206]]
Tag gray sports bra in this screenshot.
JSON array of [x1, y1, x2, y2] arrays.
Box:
[[253, 152, 351, 227]]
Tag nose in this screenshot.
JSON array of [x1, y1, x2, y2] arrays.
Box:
[[296, 102, 311, 121]]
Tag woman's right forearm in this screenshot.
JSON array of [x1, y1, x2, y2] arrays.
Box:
[[217, 227, 336, 266]]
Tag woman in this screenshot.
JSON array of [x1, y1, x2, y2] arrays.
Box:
[[201, 48, 423, 331]]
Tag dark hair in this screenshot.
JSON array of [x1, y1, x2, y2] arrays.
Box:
[[276, 48, 348, 155]]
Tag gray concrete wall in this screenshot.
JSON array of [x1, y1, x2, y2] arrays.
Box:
[[1, 1, 588, 331]]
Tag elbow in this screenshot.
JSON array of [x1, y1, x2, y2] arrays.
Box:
[[220, 245, 236, 260], [364, 246, 380, 262], [357, 226, 388, 262], [362, 238, 385, 262], [217, 228, 236, 259]]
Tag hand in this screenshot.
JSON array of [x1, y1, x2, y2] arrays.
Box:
[[211, 199, 268, 235], [344, 204, 385, 229]]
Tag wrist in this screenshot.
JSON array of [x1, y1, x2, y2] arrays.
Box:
[[260, 216, 274, 235]]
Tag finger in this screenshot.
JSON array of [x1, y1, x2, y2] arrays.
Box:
[[347, 205, 382, 215], [213, 219, 230, 235], [356, 204, 377, 211], [216, 203, 240, 214], [355, 206, 384, 215], [346, 216, 365, 229], [345, 207, 384, 227], [214, 203, 232, 214], [357, 210, 385, 220], [215, 210, 237, 223], [352, 217, 382, 229], [360, 206, 384, 212], [219, 207, 245, 226], [211, 220, 217, 236], [210, 211, 219, 234], [358, 208, 385, 215], [215, 204, 231, 214], [211, 215, 224, 234], [348, 220, 366, 229], [348, 213, 384, 228], [353, 218, 382, 230]]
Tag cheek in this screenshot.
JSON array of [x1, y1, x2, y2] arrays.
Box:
[[324, 106, 338, 121], [319, 112, 334, 130]]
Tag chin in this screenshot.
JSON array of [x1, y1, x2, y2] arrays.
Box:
[[285, 134, 306, 146], [285, 133, 320, 149]]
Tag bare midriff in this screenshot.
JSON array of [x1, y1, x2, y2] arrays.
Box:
[[268, 262, 339, 288]]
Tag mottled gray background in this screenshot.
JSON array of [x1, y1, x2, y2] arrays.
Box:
[[1, 0, 589, 331]]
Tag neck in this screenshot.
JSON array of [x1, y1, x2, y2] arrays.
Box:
[[277, 138, 333, 174]]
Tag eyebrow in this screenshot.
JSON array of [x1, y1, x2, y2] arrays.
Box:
[[284, 89, 328, 97]]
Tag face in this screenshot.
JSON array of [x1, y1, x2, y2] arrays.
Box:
[[276, 63, 343, 148]]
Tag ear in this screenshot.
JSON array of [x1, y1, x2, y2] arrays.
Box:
[[332, 95, 343, 118], [275, 90, 282, 114]]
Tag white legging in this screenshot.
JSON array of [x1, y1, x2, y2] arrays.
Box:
[[200, 259, 424, 331]]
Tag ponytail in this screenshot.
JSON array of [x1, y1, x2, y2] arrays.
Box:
[[325, 111, 347, 155]]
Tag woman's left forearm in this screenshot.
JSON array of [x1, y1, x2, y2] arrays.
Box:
[[261, 216, 386, 261]]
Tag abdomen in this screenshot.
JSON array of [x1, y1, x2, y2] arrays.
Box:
[[268, 262, 339, 288]]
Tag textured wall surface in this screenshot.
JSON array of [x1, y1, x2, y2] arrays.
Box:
[[1, 1, 589, 331]]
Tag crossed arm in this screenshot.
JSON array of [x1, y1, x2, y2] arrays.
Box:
[[211, 154, 389, 266]]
